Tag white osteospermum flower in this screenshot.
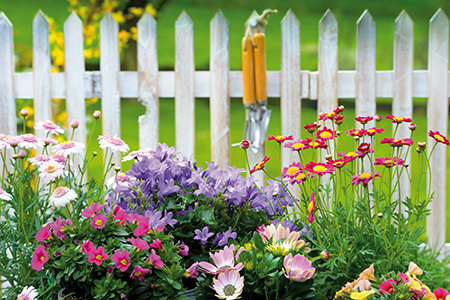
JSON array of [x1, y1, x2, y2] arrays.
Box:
[[34, 120, 64, 136], [52, 141, 85, 156], [0, 188, 12, 201], [17, 286, 38, 300], [212, 270, 244, 300], [39, 161, 64, 181], [49, 187, 77, 208], [98, 135, 130, 153]]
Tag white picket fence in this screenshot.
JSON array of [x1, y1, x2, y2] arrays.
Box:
[[0, 8, 449, 254]]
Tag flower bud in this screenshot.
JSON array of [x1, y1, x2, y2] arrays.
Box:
[[416, 147, 422, 153], [93, 151, 98, 157], [404, 163, 409, 168], [418, 141, 426, 149], [240, 140, 250, 150], [320, 250, 330, 260], [375, 114, 382, 122], [354, 136, 360, 141], [244, 260, 254, 271], [418, 203, 422, 207], [408, 123, 416, 131], [114, 166, 121, 172], [20, 108, 28, 117], [71, 119, 79, 128], [272, 192, 278, 197], [336, 131, 341, 136], [93, 110, 101, 119], [12, 154, 19, 160], [318, 111, 326, 117], [382, 228, 385, 231], [265, 277, 276, 287], [377, 213, 383, 218], [18, 150, 26, 158], [338, 105, 345, 112], [347, 248, 352, 252], [111, 162, 115, 166], [314, 121, 322, 129], [325, 154, 333, 160]]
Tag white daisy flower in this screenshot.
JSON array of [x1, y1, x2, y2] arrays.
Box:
[[52, 141, 85, 156], [19, 134, 45, 150], [34, 120, 64, 136], [17, 286, 38, 300], [38, 161, 64, 181], [212, 270, 244, 300], [98, 135, 129, 153], [0, 188, 12, 201], [28, 155, 52, 166], [106, 172, 136, 189], [49, 187, 77, 207], [122, 148, 153, 162]]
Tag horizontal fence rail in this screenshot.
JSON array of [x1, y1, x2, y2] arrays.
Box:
[[0, 8, 449, 254]]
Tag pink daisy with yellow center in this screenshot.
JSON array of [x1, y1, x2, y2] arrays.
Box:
[[305, 162, 334, 177], [351, 172, 381, 187], [365, 127, 384, 136], [316, 127, 335, 140], [282, 162, 303, 179], [346, 128, 366, 137], [355, 116, 373, 124], [385, 114, 412, 124], [374, 156, 404, 167], [267, 135, 293, 144], [327, 157, 352, 168], [284, 140, 310, 151], [250, 156, 270, 174], [304, 138, 328, 149], [428, 130, 450, 146]]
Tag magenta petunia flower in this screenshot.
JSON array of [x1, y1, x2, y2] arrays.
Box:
[[380, 279, 397, 294], [91, 214, 108, 229], [149, 239, 163, 250], [87, 246, 108, 266], [81, 202, 104, 218], [128, 237, 149, 250], [130, 265, 150, 281], [111, 249, 131, 272], [434, 288, 450, 299], [81, 240, 94, 254], [35, 224, 52, 242], [146, 249, 164, 269], [31, 244, 49, 271]]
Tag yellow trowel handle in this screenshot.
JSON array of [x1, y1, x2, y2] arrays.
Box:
[[242, 36, 256, 106], [253, 32, 267, 103]]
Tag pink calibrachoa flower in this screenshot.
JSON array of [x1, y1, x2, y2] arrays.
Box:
[[91, 214, 108, 229], [19, 134, 45, 149], [87, 246, 108, 266], [81, 202, 104, 218], [267, 135, 293, 144], [35, 224, 52, 241], [149, 238, 163, 250], [98, 135, 130, 153], [0, 188, 12, 201], [49, 187, 77, 207], [112, 206, 128, 225], [365, 127, 384, 136], [304, 138, 328, 149], [305, 161, 334, 177], [34, 120, 65, 136], [283, 139, 311, 151], [122, 148, 154, 162], [429, 130, 450, 146], [212, 269, 244, 300], [178, 241, 189, 256], [434, 288, 450, 300], [282, 162, 303, 179], [130, 265, 150, 281], [31, 244, 49, 271], [249, 156, 270, 174], [283, 253, 315, 282], [374, 156, 404, 167], [198, 244, 244, 275], [346, 128, 366, 137], [128, 238, 149, 250], [52, 141, 85, 156], [145, 249, 164, 269], [316, 127, 336, 140], [355, 116, 373, 124], [385, 114, 412, 124], [380, 279, 397, 294], [308, 192, 316, 223], [111, 249, 131, 272], [81, 240, 94, 254], [17, 286, 38, 300], [38, 161, 64, 181], [351, 172, 381, 187]]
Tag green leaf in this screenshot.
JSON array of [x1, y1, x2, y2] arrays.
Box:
[[196, 206, 216, 225]]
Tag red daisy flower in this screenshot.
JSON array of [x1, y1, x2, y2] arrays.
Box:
[[355, 116, 373, 124], [250, 156, 270, 174], [374, 157, 404, 167], [327, 157, 352, 168], [316, 127, 336, 140], [305, 162, 334, 177], [319, 107, 341, 121], [304, 122, 320, 133], [351, 172, 380, 187], [357, 142, 373, 154], [267, 135, 293, 144], [365, 127, 384, 136], [428, 130, 450, 146], [385, 114, 412, 123], [346, 128, 366, 137], [304, 138, 328, 149], [283, 140, 311, 151], [282, 162, 303, 179], [337, 151, 364, 161]]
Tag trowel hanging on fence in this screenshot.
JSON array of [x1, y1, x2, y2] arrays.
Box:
[[232, 9, 277, 154]]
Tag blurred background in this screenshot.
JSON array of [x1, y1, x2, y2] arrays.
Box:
[[1, 0, 450, 236]]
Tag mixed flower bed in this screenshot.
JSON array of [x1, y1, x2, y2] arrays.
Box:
[[1, 106, 450, 300]]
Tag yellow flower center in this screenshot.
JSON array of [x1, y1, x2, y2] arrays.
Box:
[[320, 131, 332, 138], [292, 142, 304, 148], [135, 270, 142, 276], [310, 142, 319, 147], [223, 285, 237, 296], [275, 135, 284, 139], [354, 130, 359, 135], [347, 152, 357, 157], [95, 220, 103, 226], [313, 165, 327, 172], [434, 134, 444, 142], [40, 255, 45, 261], [121, 259, 128, 265], [393, 117, 403, 122], [326, 112, 335, 118], [360, 173, 371, 178], [96, 254, 102, 260], [308, 201, 314, 212], [47, 166, 56, 173], [287, 167, 299, 175], [384, 160, 393, 164], [367, 129, 375, 134], [296, 173, 306, 180]]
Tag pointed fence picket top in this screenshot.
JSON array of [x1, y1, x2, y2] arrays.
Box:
[[100, 12, 121, 166], [280, 9, 301, 198], [393, 10, 414, 215], [245, 10, 265, 185], [0, 13, 16, 137], [356, 10, 376, 130], [32, 11, 51, 135], [137, 12, 159, 151], [210, 11, 230, 169], [427, 8, 449, 254], [175, 11, 195, 160], [64, 12, 86, 151]]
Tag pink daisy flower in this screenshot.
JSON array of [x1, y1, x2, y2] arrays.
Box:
[[319, 107, 341, 121], [38, 161, 64, 181], [385, 114, 412, 124], [327, 157, 352, 168], [288, 172, 309, 185], [50, 154, 67, 165], [212, 270, 244, 300], [87, 246, 108, 266], [374, 157, 404, 167], [98, 135, 130, 153], [28, 154, 52, 166], [304, 122, 321, 133], [52, 141, 85, 156], [49, 187, 77, 207], [282, 162, 303, 179], [337, 151, 364, 161], [283, 140, 311, 151], [267, 135, 294, 144], [305, 162, 334, 177], [355, 116, 373, 124], [303, 138, 328, 149], [198, 245, 243, 275], [19, 134, 45, 149], [122, 148, 154, 162], [316, 127, 336, 140], [365, 127, 384, 136], [2, 135, 22, 148], [41, 137, 59, 146], [346, 128, 366, 137], [34, 120, 65, 135], [351, 172, 381, 187], [428, 130, 450, 146]]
